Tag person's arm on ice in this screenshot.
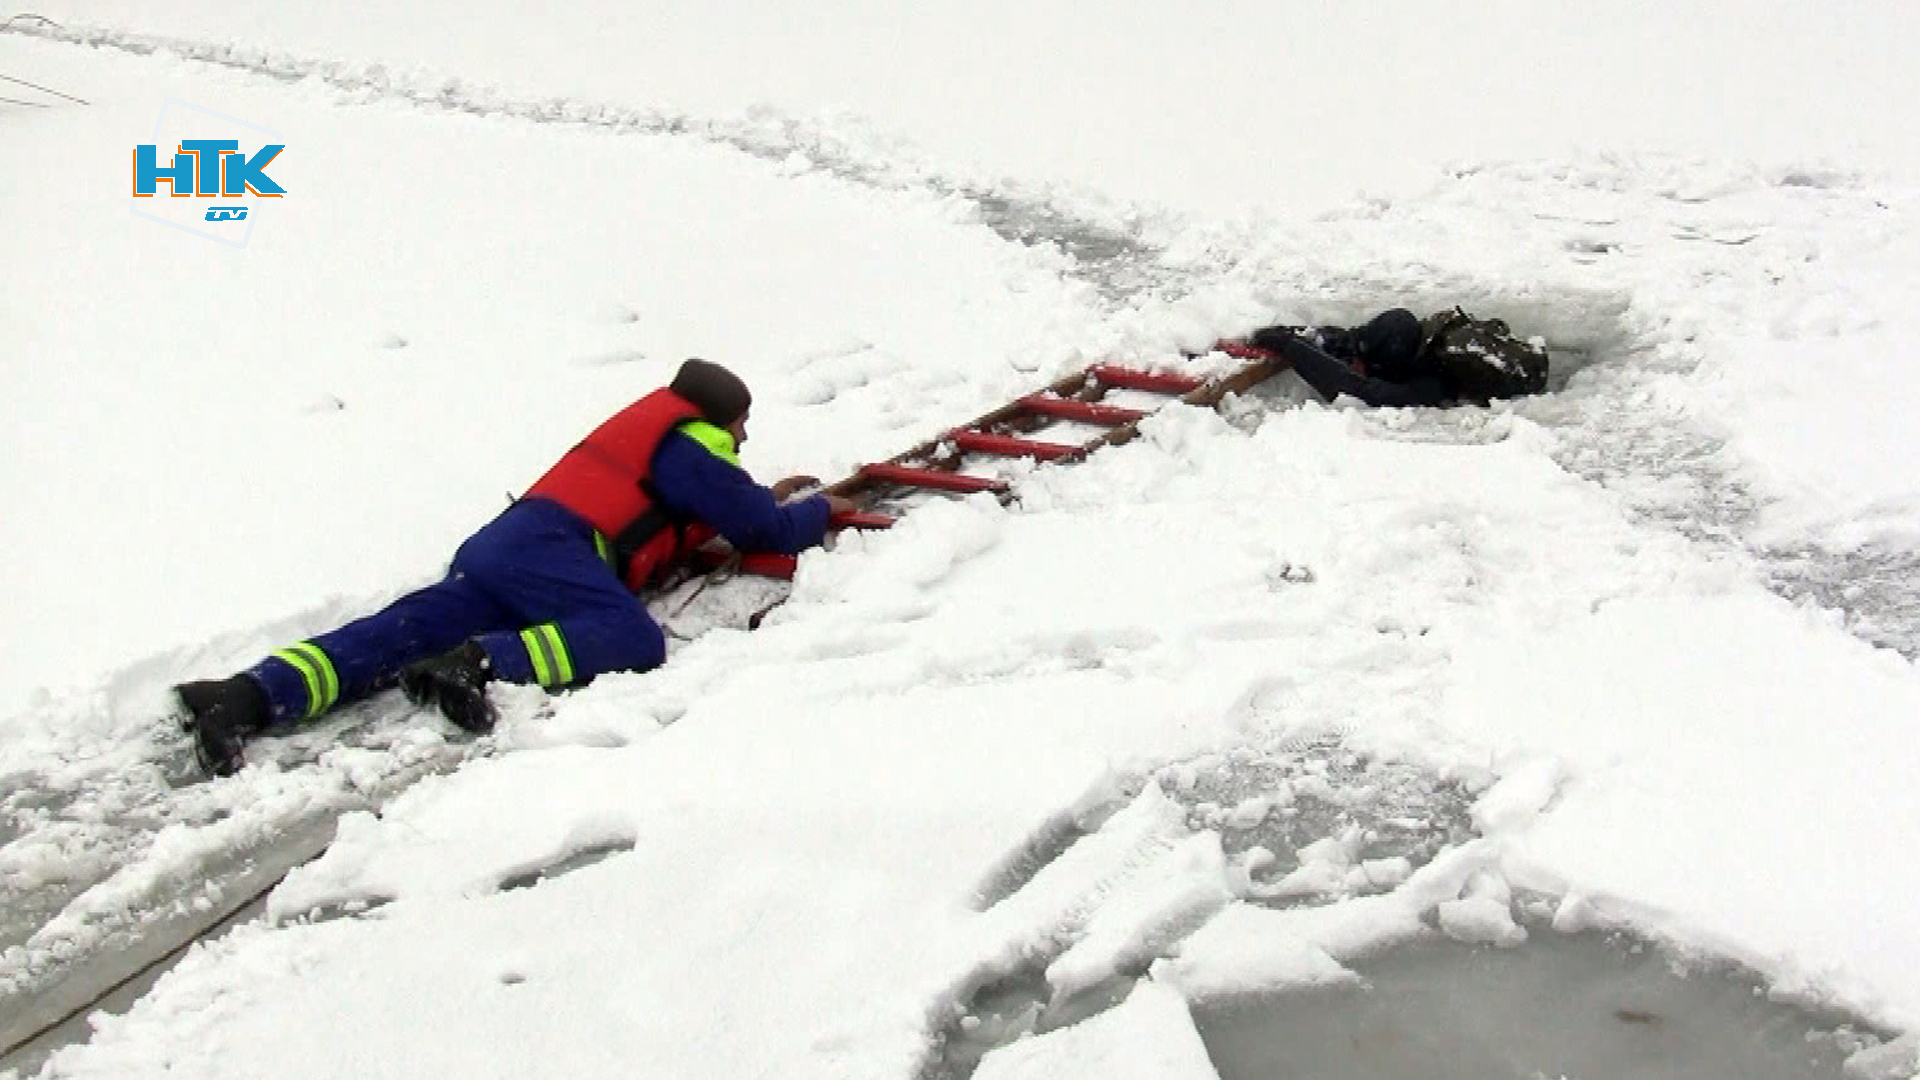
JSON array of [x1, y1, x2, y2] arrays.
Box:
[[649, 434, 850, 554], [1254, 329, 1452, 408], [1252, 307, 1452, 408]]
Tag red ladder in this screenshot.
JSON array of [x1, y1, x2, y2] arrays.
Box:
[[689, 341, 1284, 577]]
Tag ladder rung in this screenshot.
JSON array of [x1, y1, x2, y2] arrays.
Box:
[[690, 548, 800, 579], [1214, 340, 1279, 362], [830, 510, 897, 530], [859, 462, 1010, 494], [1088, 364, 1204, 394], [738, 553, 799, 579], [1015, 395, 1147, 425], [950, 430, 1079, 461]]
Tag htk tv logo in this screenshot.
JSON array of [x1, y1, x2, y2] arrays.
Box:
[[133, 141, 285, 221], [131, 99, 286, 247]]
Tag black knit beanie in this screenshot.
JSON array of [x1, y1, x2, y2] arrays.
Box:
[[669, 358, 752, 426]]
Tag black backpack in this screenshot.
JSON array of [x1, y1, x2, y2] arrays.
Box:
[[1418, 308, 1550, 403]]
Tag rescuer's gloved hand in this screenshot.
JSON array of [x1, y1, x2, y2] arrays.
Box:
[[770, 475, 821, 501]]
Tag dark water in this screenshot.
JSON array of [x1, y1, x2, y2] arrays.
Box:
[[935, 735, 1885, 1080], [1195, 931, 1866, 1080]]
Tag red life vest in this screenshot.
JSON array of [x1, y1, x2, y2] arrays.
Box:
[[525, 388, 707, 590]]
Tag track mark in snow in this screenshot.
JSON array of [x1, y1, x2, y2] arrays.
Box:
[[1542, 347, 1920, 660], [969, 813, 1097, 913], [969, 779, 1139, 914], [495, 838, 636, 892], [5, 21, 1173, 302], [781, 341, 913, 408], [1759, 543, 1920, 661], [571, 348, 648, 368], [1192, 618, 1293, 643], [291, 893, 395, 925], [0, 689, 477, 1060], [801, 627, 907, 662]]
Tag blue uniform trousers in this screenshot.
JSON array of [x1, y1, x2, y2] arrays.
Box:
[[247, 498, 667, 724]]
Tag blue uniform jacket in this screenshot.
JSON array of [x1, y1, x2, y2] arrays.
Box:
[[648, 429, 832, 554]]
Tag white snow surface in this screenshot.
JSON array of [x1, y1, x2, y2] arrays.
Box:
[[4, 3, 1920, 1078], [972, 980, 1215, 1080]]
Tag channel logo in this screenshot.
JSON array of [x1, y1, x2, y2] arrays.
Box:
[[130, 99, 286, 248]]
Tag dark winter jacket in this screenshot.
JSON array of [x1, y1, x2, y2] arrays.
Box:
[[1252, 308, 1452, 408]]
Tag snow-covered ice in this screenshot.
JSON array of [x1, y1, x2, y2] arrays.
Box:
[[5, 3, 1920, 1079], [972, 980, 1214, 1080]]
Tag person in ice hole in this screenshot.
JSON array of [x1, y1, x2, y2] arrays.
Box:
[[1247, 307, 1550, 408], [175, 359, 858, 777]]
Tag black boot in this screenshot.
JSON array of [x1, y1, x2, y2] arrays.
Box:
[[400, 641, 496, 734], [176, 675, 271, 778]]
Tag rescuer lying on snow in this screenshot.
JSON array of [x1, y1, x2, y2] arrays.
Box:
[[176, 359, 857, 777], [1248, 307, 1550, 407]]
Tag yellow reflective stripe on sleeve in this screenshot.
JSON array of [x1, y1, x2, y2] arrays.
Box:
[[677, 420, 740, 466], [520, 627, 556, 686], [593, 530, 614, 567], [274, 641, 339, 719]]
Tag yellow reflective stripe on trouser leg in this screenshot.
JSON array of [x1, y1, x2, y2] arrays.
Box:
[[519, 623, 574, 687], [593, 530, 614, 568], [519, 627, 554, 686], [273, 641, 339, 719]]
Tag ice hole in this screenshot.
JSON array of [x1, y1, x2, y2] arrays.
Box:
[[934, 929, 1876, 1080], [1193, 930, 1870, 1080], [1159, 734, 1478, 893]]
